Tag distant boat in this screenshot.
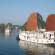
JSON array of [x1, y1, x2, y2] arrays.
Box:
[[16, 27, 19, 33], [5, 25, 12, 33], [5, 27, 11, 33]]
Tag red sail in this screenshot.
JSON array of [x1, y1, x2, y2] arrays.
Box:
[[46, 14, 55, 31], [24, 12, 37, 31]]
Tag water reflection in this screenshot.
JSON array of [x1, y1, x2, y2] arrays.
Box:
[[4, 32, 11, 39], [18, 40, 55, 55], [5, 32, 10, 36], [0, 31, 13, 40]]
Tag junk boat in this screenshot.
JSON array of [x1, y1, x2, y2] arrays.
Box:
[[18, 13, 55, 44]]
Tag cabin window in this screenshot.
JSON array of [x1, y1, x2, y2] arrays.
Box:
[[43, 34, 45, 38], [49, 34, 51, 40], [54, 38, 55, 42], [27, 36, 29, 40], [24, 36, 25, 38]]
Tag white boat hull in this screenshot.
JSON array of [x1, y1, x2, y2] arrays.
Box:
[[19, 31, 55, 44]]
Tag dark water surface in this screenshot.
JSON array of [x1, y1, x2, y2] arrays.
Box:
[[0, 29, 55, 55]]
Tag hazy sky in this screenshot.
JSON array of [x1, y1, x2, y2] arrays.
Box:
[[0, 0, 55, 25]]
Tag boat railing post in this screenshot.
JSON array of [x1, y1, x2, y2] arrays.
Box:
[[37, 30, 39, 44]]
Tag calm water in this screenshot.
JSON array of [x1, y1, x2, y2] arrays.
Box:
[[0, 29, 55, 55]]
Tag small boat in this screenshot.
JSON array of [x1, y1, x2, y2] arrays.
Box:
[[5, 27, 11, 33], [5, 29, 10, 33]]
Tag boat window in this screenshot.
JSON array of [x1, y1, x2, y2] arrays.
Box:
[[43, 34, 45, 38], [49, 34, 51, 40], [54, 38, 55, 42], [24, 36, 25, 38], [27, 36, 29, 40]]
